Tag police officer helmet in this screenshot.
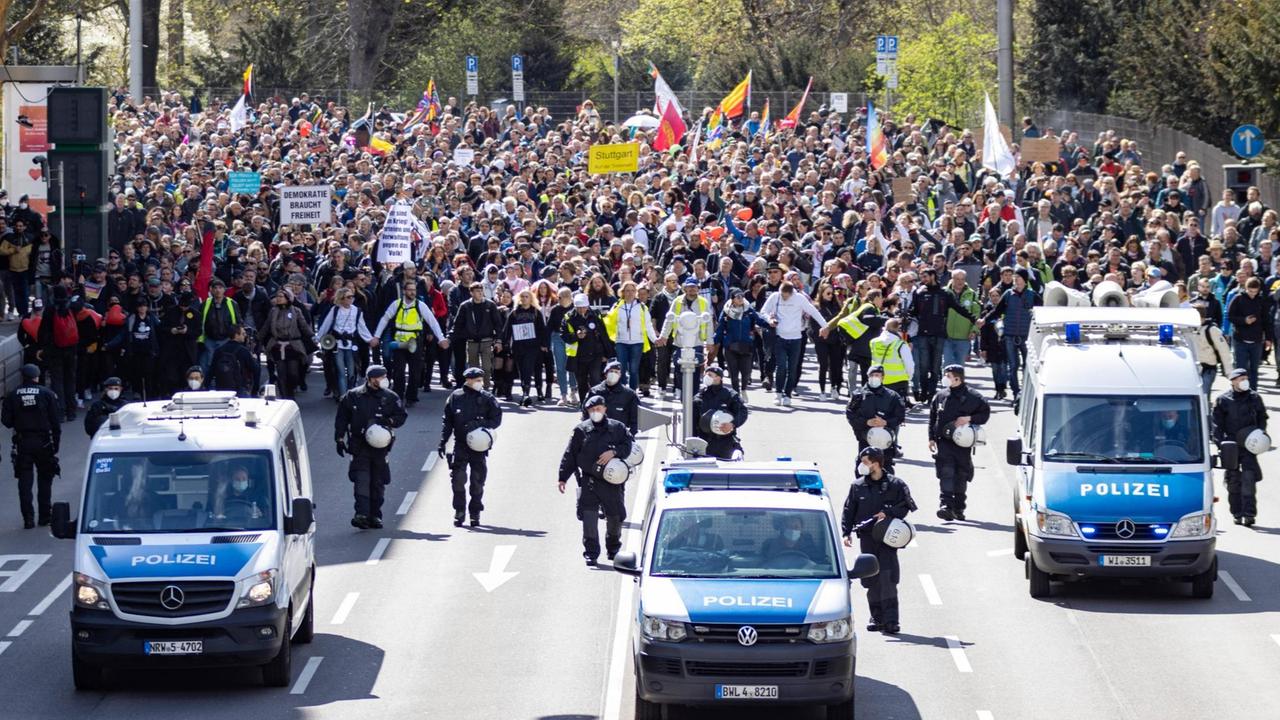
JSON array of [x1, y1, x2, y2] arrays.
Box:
[[701, 409, 734, 435], [585, 395, 607, 410], [867, 426, 893, 450], [624, 442, 645, 468], [466, 427, 494, 452], [1238, 427, 1271, 455], [366, 364, 388, 379], [463, 367, 486, 380], [104, 376, 123, 387], [947, 424, 977, 448], [601, 457, 631, 485], [872, 517, 915, 548], [364, 424, 393, 448], [20, 364, 39, 380]]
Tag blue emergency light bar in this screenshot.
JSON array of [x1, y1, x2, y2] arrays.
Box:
[[663, 470, 824, 493], [1064, 323, 1082, 344], [1158, 324, 1175, 344]]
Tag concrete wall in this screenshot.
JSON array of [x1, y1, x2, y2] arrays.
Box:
[[0, 334, 24, 395], [1042, 110, 1280, 210]]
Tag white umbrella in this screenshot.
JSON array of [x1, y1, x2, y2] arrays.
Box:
[[622, 113, 660, 129]]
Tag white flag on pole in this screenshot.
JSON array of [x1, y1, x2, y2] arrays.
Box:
[[652, 68, 684, 117], [229, 95, 248, 132], [981, 92, 1016, 178]]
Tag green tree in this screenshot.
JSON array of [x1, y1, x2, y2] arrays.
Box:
[[1021, 0, 1116, 113], [1203, 0, 1280, 162], [892, 12, 995, 123]]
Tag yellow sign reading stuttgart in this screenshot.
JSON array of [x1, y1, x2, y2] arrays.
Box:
[[588, 143, 639, 174]]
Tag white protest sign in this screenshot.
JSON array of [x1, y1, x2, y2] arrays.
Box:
[[829, 93, 848, 114], [377, 203, 416, 264], [452, 147, 475, 166], [280, 185, 333, 225]]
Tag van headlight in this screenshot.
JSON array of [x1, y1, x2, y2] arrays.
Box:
[[74, 573, 110, 610], [640, 614, 687, 642], [808, 617, 853, 643], [1036, 510, 1077, 537], [237, 569, 277, 608], [1171, 512, 1213, 538]]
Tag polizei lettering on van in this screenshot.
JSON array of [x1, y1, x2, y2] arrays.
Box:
[[703, 595, 794, 608], [1080, 482, 1170, 498], [130, 553, 217, 567]]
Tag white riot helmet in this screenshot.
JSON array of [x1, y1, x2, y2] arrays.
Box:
[[873, 517, 915, 548], [949, 424, 977, 448], [624, 442, 645, 468], [601, 458, 631, 485], [466, 427, 494, 452], [866, 426, 893, 450], [364, 424, 392, 449], [1240, 428, 1271, 455], [972, 425, 987, 446], [710, 410, 734, 436]]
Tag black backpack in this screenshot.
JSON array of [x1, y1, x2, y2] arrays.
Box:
[[211, 348, 242, 391]]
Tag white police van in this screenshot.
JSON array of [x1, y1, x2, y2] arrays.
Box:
[[613, 458, 879, 720], [50, 389, 317, 689], [1006, 308, 1231, 598]]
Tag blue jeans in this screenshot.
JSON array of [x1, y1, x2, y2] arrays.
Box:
[[1233, 338, 1263, 389], [1200, 366, 1217, 396], [200, 338, 230, 374], [942, 338, 971, 369], [1003, 335, 1028, 396], [333, 347, 357, 396], [774, 337, 803, 396], [551, 335, 574, 396], [914, 335, 944, 397], [615, 342, 643, 389]]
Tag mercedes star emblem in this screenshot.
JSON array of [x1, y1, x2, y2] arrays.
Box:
[[159, 585, 185, 610], [1115, 518, 1137, 539], [737, 625, 758, 647]]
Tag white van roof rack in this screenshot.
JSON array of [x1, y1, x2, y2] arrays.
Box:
[[1030, 307, 1200, 357], [148, 391, 242, 421]]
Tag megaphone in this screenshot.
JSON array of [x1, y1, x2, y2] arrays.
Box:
[[319, 334, 337, 351], [1133, 280, 1180, 308], [1091, 280, 1129, 308], [1044, 281, 1090, 308]]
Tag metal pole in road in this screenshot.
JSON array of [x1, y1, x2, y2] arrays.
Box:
[[612, 42, 620, 125], [997, 0, 1016, 133]]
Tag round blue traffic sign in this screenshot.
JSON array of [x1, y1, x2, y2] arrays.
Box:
[[1232, 124, 1265, 159]]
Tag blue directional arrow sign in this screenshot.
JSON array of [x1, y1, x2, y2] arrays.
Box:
[[1232, 124, 1264, 159]]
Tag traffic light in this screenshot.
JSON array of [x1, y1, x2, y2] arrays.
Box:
[[46, 148, 110, 207], [46, 87, 112, 262], [1223, 164, 1264, 205], [46, 87, 109, 145]]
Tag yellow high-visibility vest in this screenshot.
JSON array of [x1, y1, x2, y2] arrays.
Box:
[[837, 302, 876, 340], [605, 300, 652, 352], [869, 336, 910, 385], [394, 302, 423, 344], [671, 295, 710, 342]]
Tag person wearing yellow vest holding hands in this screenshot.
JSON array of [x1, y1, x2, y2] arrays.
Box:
[[602, 281, 664, 390], [197, 279, 239, 373], [822, 289, 886, 390], [374, 280, 448, 407], [867, 318, 914, 406]]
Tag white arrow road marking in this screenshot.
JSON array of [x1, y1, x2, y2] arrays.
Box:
[[1219, 571, 1251, 602], [473, 545, 519, 592], [290, 656, 324, 694], [396, 491, 418, 516], [0, 554, 50, 592], [944, 635, 973, 672], [29, 574, 71, 616], [330, 592, 359, 625]]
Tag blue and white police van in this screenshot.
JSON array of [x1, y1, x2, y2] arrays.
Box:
[[612, 458, 879, 720], [1005, 308, 1232, 598], [50, 389, 317, 689]]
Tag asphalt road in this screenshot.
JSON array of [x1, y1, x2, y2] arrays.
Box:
[[2, 353, 1280, 720]]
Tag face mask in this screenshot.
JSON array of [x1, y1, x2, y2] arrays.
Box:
[[188, 379, 202, 390], [1162, 418, 1177, 430], [106, 389, 121, 400], [703, 374, 718, 386], [19, 203, 28, 210], [467, 380, 484, 391], [589, 410, 606, 423], [378, 377, 392, 390], [857, 463, 871, 476], [605, 371, 621, 386], [868, 376, 882, 388], [784, 529, 802, 542], [1236, 380, 1250, 393], [232, 480, 249, 493]]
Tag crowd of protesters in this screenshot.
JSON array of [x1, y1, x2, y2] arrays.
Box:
[[1, 87, 1274, 427]]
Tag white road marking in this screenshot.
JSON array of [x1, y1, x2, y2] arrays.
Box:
[[977, 712, 996, 720], [290, 656, 324, 695], [0, 641, 10, 656], [421, 453, 438, 473], [396, 491, 418, 516], [986, 547, 1013, 557], [944, 635, 973, 673], [918, 574, 943, 605], [7, 620, 32, 638], [473, 545, 519, 592], [366, 538, 391, 565], [1272, 634, 1280, 649], [29, 574, 71, 616], [330, 592, 359, 625], [1219, 570, 1252, 601], [0, 554, 50, 593], [603, 422, 665, 720]]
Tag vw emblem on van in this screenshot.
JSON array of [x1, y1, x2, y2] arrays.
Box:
[[159, 585, 185, 610], [737, 626, 758, 647], [1115, 519, 1137, 539]]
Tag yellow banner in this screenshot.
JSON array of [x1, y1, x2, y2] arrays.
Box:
[[588, 143, 639, 174]]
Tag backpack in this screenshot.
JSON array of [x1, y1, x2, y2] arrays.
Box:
[[211, 348, 242, 391], [52, 311, 79, 348]]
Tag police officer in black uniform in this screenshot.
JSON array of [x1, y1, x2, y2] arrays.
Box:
[[845, 365, 908, 472], [928, 364, 991, 521], [558, 395, 634, 566], [1, 364, 62, 528], [1213, 368, 1269, 526], [691, 366, 748, 459], [842, 447, 915, 634], [580, 360, 640, 435], [335, 365, 408, 529], [440, 367, 504, 527], [84, 376, 135, 437]]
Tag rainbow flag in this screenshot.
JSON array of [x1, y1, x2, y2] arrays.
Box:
[[718, 71, 751, 119], [867, 100, 888, 170], [425, 79, 442, 122], [778, 77, 812, 130]]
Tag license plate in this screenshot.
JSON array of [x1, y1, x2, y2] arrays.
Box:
[[144, 640, 203, 655], [716, 685, 778, 700], [1099, 555, 1151, 567]]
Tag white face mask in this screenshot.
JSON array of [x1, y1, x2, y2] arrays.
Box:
[[783, 529, 802, 542], [106, 389, 121, 400], [703, 374, 718, 386], [605, 371, 621, 386], [188, 379, 202, 390], [232, 479, 249, 493], [19, 202, 28, 210], [1161, 417, 1177, 429], [589, 410, 606, 422], [857, 463, 871, 476], [868, 376, 883, 388], [467, 379, 484, 391], [1235, 380, 1250, 392], [378, 377, 392, 390]]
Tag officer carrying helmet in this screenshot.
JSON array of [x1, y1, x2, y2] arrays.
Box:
[[558, 395, 634, 566], [335, 365, 408, 529], [1, 364, 62, 528], [692, 366, 748, 459], [580, 359, 640, 435], [841, 447, 916, 634], [928, 364, 991, 521], [85, 376, 135, 437], [440, 367, 504, 527], [1212, 368, 1268, 526], [845, 364, 907, 472]]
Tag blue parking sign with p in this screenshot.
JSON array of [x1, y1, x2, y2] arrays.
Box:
[[876, 36, 886, 53], [466, 55, 478, 73], [512, 55, 523, 72], [887, 36, 898, 53]]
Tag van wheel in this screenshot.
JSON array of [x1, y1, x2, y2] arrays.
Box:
[[294, 571, 315, 644], [1191, 557, 1217, 599], [72, 650, 104, 691], [262, 609, 293, 687], [1014, 521, 1028, 561], [635, 688, 665, 720], [1026, 555, 1052, 598], [825, 696, 855, 720]]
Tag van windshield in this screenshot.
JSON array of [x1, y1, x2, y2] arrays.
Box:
[[1041, 395, 1203, 464], [650, 508, 840, 579], [82, 451, 276, 533]]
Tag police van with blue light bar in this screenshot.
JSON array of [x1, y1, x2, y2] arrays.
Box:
[[1005, 308, 1233, 598], [612, 458, 880, 720], [49, 388, 317, 689]]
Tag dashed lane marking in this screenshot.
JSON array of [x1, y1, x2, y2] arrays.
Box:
[[919, 574, 943, 605], [6, 620, 32, 638], [396, 491, 418, 516], [290, 656, 324, 694], [1219, 571, 1252, 602], [366, 538, 390, 565], [944, 635, 973, 673], [330, 592, 359, 625]]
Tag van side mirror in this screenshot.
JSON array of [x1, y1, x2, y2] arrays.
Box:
[[1218, 441, 1240, 472], [50, 502, 76, 539], [848, 553, 880, 580], [612, 551, 641, 576], [1006, 437, 1025, 466], [287, 498, 313, 535]]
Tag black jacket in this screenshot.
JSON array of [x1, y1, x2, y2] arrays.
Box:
[[911, 283, 977, 338], [928, 382, 991, 444], [562, 309, 612, 362], [1227, 291, 1270, 344], [210, 340, 261, 397], [692, 383, 749, 459], [558, 417, 634, 483], [1212, 388, 1268, 443], [335, 383, 408, 455], [842, 472, 915, 537], [441, 386, 504, 453], [845, 385, 907, 442], [450, 298, 504, 341], [582, 381, 640, 435], [1, 381, 61, 450], [84, 391, 135, 437]]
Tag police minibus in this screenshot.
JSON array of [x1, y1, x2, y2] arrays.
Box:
[[50, 389, 317, 689], [613, 458, 879, 720], [1005, 308, 1233, 598]]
